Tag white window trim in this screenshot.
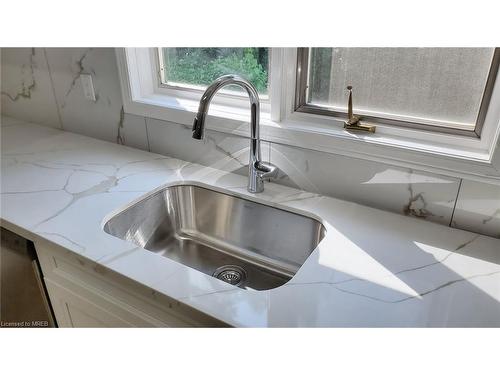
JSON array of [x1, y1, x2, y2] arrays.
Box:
[[115, 47, 500, 184]]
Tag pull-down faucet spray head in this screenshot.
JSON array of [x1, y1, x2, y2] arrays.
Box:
[[192, 74, 259, 140], [192, 113, 205, 140]]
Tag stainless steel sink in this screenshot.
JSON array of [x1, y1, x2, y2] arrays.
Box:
[[103, 184, 325, 290]]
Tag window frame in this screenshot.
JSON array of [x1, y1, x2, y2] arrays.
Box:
[[115, 47, 500, 184], [294, 47, 500, 138], [152, 48, 271, 113]]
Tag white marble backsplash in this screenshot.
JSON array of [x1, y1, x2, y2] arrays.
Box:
[[1, 48, 62, 128], [451, 180, 500, 238], [146, 118, 271, 178], [43, 48, 124, 142], [270, 143, 460, 225], [1, 47, 499, 237]]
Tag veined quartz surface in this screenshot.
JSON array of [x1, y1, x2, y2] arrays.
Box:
[[1, 115, 500, 327]]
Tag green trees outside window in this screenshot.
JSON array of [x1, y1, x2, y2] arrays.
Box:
[[162, 48, 269, 94]]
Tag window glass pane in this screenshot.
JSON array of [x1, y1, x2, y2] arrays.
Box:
[[161, 48, 269, 95], [307, 48, 495, 130]]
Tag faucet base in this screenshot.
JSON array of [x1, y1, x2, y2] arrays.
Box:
[[247, 160, 279, 193]]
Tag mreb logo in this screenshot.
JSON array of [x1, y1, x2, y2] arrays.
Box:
[[31, 320, 49, 327]]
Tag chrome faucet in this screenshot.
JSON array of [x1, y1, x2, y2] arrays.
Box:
[[192, 75, 278, 193]]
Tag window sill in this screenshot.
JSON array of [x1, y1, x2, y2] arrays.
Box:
[[124, 92, 500, 184]]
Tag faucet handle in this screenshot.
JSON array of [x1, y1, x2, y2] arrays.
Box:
[[248, 161, 279, 193], [343, 85, 376, 133], [255, 161, 279, 180], [345, 85, 358, 125]]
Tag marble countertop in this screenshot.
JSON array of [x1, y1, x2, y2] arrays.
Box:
[[2, 116, 500, 327]]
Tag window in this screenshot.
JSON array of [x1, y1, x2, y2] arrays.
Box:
[[158, 48, 269, 96], [117, 47, 500, 181], [295, 48, 499, 136]]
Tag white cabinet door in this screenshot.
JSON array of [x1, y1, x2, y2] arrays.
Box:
[[46, 279, 143, 327]]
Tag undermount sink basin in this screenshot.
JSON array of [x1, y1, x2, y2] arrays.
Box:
[[103, 183, 325, 290]]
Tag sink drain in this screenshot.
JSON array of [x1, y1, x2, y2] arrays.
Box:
[[213, 265, 247, 287]]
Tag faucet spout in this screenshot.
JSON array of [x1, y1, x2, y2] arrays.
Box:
[[192, 75, 278, 193]]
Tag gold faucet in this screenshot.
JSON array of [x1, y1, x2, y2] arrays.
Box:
[[344, 86, 376, 133]]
